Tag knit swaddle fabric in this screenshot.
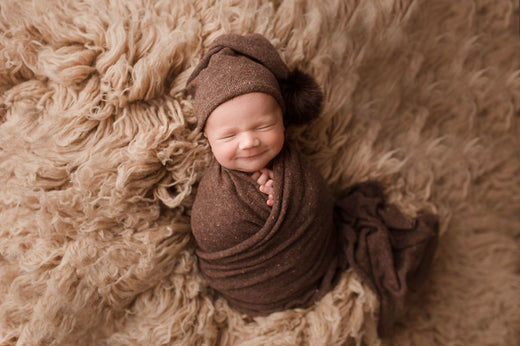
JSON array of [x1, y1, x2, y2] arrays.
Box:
[[190, 145, 438, 336], [191, 145, 339, 314]]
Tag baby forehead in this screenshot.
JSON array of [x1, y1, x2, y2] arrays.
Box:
[[213, 92, 281, 113], [206, 113, 278, 131], [205, 94, 282, 128]]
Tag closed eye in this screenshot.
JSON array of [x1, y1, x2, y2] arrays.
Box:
[[218, 133, 236, 141], [256, 124, 274, 131]]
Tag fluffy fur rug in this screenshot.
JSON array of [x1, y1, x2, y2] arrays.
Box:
[[1, 0, 518, 345]]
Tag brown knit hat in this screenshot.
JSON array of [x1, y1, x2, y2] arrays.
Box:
[[186, 33, 323, 130]]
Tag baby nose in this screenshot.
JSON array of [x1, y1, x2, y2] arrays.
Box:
[[238, 132, 260, 149]]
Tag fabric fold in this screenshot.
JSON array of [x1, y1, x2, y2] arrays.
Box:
[[191, 145, 339, 314], [190, 146, 438, 336], [335, 182, 439, 336]]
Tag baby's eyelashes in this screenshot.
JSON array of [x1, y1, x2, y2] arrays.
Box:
[[218, 133, 236, 141], [218, 125, 272, 140], [255, 124, 274, 131]]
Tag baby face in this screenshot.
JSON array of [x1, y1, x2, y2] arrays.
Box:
[[204, 92, 285, 172]]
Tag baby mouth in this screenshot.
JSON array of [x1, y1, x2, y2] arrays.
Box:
[[239, 151, 265, 159]]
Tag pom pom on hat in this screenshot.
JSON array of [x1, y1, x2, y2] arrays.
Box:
[[186, 33, 323, 130], [280, 69, 323, 125]]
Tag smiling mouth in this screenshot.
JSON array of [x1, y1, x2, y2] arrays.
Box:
[[239, 151, 265, 159]]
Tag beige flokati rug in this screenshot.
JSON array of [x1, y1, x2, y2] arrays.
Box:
[[1, 0, 519, 345]]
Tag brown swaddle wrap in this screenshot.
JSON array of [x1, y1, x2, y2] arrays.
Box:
[[335, 183, 439, 336], [191, 145, 340, 314], [190, 145, 439, 336]]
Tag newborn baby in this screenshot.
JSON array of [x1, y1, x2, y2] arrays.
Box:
[[186, 33, 438, 337], [203, 92, 283, 206]]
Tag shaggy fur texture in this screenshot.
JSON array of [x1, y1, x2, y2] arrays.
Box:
[[0, 0, 518, 345]]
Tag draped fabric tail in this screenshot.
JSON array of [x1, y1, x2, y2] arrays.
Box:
[[334, 182, 439, 337], [191, 144, 439, 338]]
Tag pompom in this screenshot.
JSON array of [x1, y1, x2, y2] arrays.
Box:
[[280, 69, 323, 125]]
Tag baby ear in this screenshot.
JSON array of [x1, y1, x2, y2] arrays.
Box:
[[279, 69, 323, 125]]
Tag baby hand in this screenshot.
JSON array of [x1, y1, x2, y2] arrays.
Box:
[[251, 168, 275, 206]]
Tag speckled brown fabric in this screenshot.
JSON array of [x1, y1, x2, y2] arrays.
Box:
[[190, 145, 439, 336], [186, 33, 289, 130], [191, 145, 340, 314], [335, 183, 439, 336]]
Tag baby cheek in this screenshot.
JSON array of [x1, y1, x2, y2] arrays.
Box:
[[271, 131, 285, 152], [212, 141, 237, 163]]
